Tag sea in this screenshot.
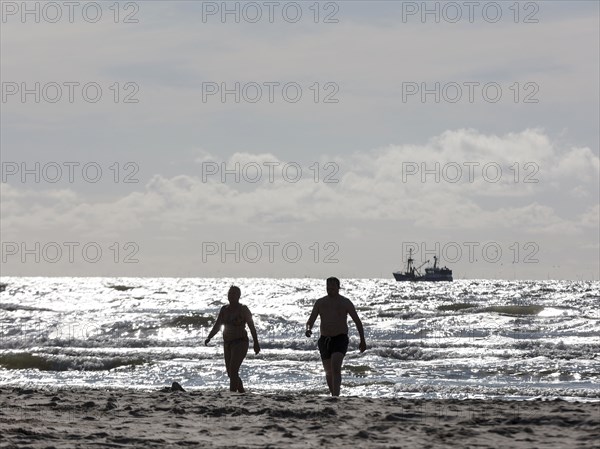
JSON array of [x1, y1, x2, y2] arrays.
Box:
[[1, 277, 598, 402]]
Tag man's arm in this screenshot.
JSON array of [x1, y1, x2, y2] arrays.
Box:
[[305, 300, 320, 337], [205, 307, 224, 345], [244, 306, 260, 354], [348, 301, 366, 352]]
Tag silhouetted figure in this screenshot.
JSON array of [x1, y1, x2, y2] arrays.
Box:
[[205, 286, 260, 393], [306, 277, 366, 396]]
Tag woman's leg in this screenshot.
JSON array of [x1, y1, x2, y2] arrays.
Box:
[[223, 342, 235, 392], [228, 339, 249, 392]]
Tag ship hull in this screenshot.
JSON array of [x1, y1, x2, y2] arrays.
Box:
[[393, 271, 453, 282]]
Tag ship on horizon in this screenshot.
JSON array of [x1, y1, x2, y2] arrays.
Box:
[[393, 249, 453, 282]]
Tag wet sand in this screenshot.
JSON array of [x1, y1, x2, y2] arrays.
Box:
[[0, 386, 598, 448]]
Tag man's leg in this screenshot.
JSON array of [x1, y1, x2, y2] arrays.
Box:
[[330, 352, 344, 396], [321, 358, 333, 395]]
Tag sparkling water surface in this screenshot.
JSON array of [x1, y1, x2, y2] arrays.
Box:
[[1, 277, 598, 401]]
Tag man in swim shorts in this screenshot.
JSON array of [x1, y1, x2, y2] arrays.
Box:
[[305, 277, 366, 396]]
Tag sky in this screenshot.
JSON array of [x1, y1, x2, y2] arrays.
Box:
[[1, 1, 599, 280]]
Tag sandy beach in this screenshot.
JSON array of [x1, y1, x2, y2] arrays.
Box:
[[0, 386, 598, 449]]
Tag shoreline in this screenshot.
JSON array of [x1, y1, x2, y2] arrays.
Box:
[[1, 386, 598, 448], [1, 382, 599, 403]]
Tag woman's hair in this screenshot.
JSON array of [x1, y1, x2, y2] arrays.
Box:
[[229, 285, 241, 297]]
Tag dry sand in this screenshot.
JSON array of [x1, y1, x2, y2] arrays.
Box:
[[0, 386, 598, 448]]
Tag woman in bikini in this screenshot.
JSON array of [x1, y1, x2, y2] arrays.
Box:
[[205, 286, 260, 393]]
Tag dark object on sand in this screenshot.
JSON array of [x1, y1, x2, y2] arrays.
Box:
[[171, 381, 185, 392], [160, 382, 186, 393]]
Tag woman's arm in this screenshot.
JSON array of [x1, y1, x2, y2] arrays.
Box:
[[244, 306, 260, 354], [205, 307, 224, 345]]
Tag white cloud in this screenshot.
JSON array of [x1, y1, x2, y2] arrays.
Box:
[[2, 129, 597, 237], [578, 205, 600, 229]]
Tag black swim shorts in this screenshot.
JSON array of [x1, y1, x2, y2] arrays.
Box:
[[318, 334, 349, 360]]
